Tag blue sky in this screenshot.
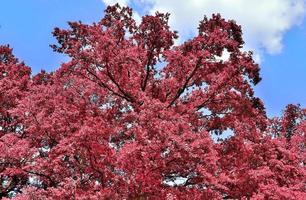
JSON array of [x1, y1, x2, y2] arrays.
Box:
[[0, 0, 305, 117]]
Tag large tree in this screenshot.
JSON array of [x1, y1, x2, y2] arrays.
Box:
[[0, 4, 305, 199]]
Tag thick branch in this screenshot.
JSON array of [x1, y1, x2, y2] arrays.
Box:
[[141, 46, 155, 91], [24, 170, 57, 187], [167, 58, 202, 108], [78, 56, 134, 102], [85, 68, 132, 102], [105, 66, 134, 102]]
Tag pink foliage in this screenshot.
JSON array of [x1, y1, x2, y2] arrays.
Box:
[[0, 4, 305, 199]]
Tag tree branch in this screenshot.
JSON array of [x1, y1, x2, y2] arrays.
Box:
[[105, 65, 135, 102], [167, 58, 202, 108], [196, 70, 241, 111], [141, 45, 155, 91], [24, 170, 58, 187], [85, 68, 132, 102]]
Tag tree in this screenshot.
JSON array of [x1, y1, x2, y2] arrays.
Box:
[[0, 45, 31, 198], [0, 4, 305, 199]]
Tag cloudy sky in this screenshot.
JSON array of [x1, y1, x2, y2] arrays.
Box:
[[0, 0, 305, 117]]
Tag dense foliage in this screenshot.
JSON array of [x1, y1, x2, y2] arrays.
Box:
[[0, 4, 305, 199]]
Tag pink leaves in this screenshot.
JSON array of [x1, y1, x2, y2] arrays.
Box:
[[0, 4, 305, 199]]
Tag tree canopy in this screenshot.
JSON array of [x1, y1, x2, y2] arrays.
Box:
[[0, 4, 305, 199]]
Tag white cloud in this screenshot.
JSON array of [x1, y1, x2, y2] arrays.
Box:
[[102, 0, 130, 6], [102, 0, 305, 56], [101, 0, 142, 24]]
